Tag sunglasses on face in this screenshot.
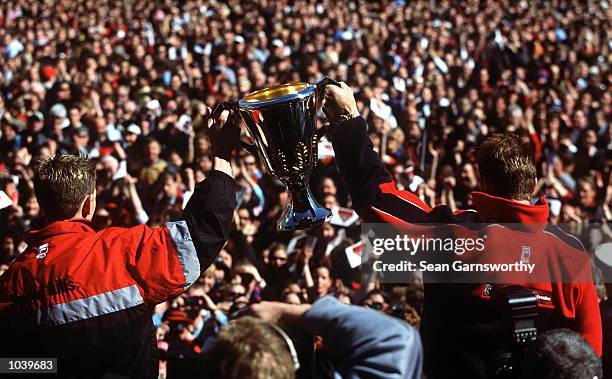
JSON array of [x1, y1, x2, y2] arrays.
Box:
[[368, 301, 385, 310], [229, 290, 245, 297]]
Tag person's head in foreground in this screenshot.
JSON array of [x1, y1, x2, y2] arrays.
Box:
[[475, 132, 536, 202], [521, 328, 602, 379], [206, 316, 295, 379], [32, 155, 96, 222]]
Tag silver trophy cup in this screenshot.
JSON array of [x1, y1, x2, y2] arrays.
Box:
[[218, 77, 339, 230]]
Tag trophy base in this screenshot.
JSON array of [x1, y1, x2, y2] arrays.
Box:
[[278, 206, 331, 231], [277, 187, 331, 231]]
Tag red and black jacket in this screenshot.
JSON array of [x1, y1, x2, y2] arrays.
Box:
[[0, 170, 236, 379], [329, 117, 602, 377]]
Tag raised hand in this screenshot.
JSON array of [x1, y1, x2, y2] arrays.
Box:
[[323, 82, 360, 124], [208, 107, 240, 160]]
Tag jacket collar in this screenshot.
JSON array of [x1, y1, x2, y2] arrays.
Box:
[[25, 218, 94, 245], [472, 191, 549, 224]]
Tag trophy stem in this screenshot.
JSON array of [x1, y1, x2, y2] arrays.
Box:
[[278, 180, 331, 231]]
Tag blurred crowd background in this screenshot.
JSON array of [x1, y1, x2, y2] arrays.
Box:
[[0, 0, 609, 377]]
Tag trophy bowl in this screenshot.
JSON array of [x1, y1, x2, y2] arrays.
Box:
[[218, 77, 339, 230]]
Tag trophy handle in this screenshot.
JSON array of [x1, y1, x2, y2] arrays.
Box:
[[314, 76, 341, 97], [211, 100, 239, 119], [212, 100, 259, 155], [314, 76, 341, 140]]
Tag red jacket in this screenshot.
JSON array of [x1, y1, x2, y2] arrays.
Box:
[[329, 117, 602, 377], [0, 170, 236, 378], [3, 219, 196, 315]]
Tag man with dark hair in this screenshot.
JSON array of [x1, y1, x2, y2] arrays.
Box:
[[475, 133, 537, 201], [0, 112, 240, 378], [522, 329, 602, 379], [323, 83, 602, 378]]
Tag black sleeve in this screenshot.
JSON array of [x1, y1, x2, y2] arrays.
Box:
[[182, 170, 237, 272], [330, 117, 440, 223], [328, 117, 392, 216]]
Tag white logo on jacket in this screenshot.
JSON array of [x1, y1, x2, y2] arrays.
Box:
[[520, 246, 531, 264], [36, 243, 49, 259]]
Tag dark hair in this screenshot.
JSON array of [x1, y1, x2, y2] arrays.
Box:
[[32, 155, 96, 221], [0, 176, 14, 190], [206, 316, 294, 379], [237, 205, 255, 219], [475, 132, 536, 200], [522, 328, 602, 379], [159, 168, 181, 184], [362, 289, 390, 304]]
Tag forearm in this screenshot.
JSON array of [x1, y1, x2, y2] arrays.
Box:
[[330, 117, 434, 222], [185, 135, 195, 164], [303, 263, 314, 288], [128, 183, 145, 214], [429, 154, 439, 181], [550, 178, 569, 198], [182, 170, 236, 271], [443, 189, 457, 211], [329, 117, 392, 214]]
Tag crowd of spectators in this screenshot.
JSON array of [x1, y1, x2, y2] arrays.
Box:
[[0, 0, 609, 377]]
